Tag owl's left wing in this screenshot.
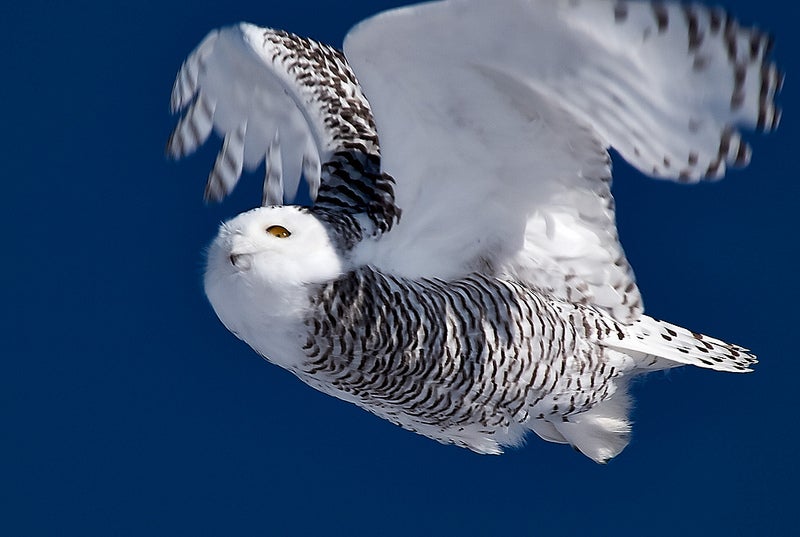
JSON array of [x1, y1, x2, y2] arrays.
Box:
[[346, 0, 781, 321]]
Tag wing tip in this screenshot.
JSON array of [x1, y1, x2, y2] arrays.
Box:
[[169, 29, 220, 114]]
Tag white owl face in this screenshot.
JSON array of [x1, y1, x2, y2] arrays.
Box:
[[205, 206, 345, 289], [203, 205, 345, 369]]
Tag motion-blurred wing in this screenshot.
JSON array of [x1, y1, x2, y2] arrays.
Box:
[[346, 0, 781, 321], [167, 23, 397, 229]]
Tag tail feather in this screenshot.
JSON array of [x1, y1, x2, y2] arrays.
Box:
[[534, 315, 756, 463], [608, 316, 757, 373]]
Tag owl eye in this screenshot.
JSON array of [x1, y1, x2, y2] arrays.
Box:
[[266, 225, 292, 238]]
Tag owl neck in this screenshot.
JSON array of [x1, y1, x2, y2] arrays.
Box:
[[204, 268, 316, 370]]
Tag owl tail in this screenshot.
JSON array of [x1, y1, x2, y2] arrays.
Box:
[[532, 317, 756, 463], [607, 316, 757, 373]]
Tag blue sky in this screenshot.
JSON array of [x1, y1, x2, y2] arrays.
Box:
[[4, 0, 798, 535]]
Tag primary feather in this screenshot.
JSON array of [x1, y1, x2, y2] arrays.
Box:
[[168, 0, 779, 462]]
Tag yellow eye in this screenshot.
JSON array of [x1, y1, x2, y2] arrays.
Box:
[[266, 225, 291, 238]]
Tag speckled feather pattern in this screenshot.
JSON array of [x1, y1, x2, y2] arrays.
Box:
[[296, 267, 754, 456], [601, 0, 782, 180], [168, 26, 400, 233], [249, 30, 401, 234]]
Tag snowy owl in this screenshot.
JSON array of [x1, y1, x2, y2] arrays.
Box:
[[167, 0, 781, 462]]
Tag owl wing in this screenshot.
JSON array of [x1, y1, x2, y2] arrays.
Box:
[[345, 0, 781, 321], [167, 24, 398, 233]]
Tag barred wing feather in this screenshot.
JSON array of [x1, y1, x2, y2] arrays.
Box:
[[167, 24, 379, 205]]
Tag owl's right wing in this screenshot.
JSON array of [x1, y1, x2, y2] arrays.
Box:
[[344, 0, 782, 321]]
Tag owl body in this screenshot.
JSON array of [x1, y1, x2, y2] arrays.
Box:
[[203, 206, 749, 461], [171, 0, 779, 461], [299, 266, 636, 457]]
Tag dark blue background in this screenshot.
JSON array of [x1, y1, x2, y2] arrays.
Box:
[[4, 1, 797, 535]]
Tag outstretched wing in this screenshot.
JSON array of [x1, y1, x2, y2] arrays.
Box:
[[167, 24, 398, 233], [345, 0, 781, 321]]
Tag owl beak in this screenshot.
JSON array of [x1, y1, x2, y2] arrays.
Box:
[[227, 232, 256, 270], [228, 252, 253, 270]]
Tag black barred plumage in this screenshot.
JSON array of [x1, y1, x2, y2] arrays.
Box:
[[243, 30, 402, 234], [314, 151, 400, 236], [259, 29, 380, 156], [298, 268, 637, 452], [264, 261, 753, 458], [167, 25, 401, 234], [220, 29, 402, 234]]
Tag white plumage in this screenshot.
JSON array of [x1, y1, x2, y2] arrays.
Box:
[[168, 0, 780, 462]]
